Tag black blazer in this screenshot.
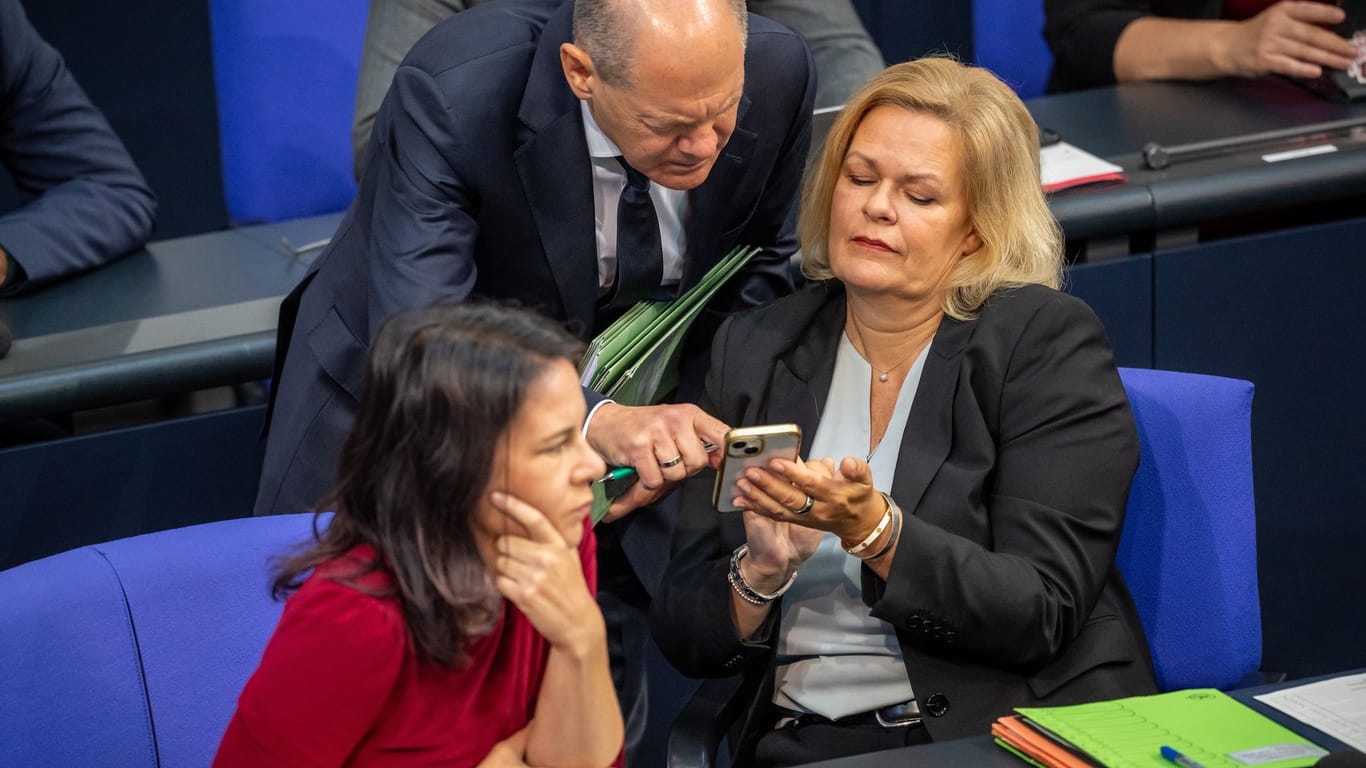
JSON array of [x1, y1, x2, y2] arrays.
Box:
[[651, 281, 1157, 753], [255, 0, 816, 556], [1045, 0, 1222, 92], [0, 0, 155, 293]]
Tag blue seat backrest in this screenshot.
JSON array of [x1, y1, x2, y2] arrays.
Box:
[[973, 0, 1053, 99], [208, 0, 368, 224], [0, 513, 323, 768], [1116, 367, 1260, 691], [98, 513, 323, 767], [0, 547, 157, 768]]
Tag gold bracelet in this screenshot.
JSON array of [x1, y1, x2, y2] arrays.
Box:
[[857, 501, 901, 561], [844, 492, 894, 556]]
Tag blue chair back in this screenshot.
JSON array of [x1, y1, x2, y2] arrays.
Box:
[[208, 1, 367, 224], [0, 513, 323, 768], [1116, 367, 1260, 691], [973, 0, 1053, 99]]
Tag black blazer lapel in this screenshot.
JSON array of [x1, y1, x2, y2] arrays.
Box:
[[889, 314, 971, 512], [514, 3, 598, 334], [762, 285, 844, 458]]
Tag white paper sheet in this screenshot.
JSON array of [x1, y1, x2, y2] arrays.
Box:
[[1039, 141, 1125, 192], [1255, 672, 1366, 753]]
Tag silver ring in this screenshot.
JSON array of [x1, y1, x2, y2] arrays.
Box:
[[659, 454, 683, 468], [793, 495, 814, 515]]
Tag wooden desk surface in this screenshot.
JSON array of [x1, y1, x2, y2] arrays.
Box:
[[0, 213, 341, 421]]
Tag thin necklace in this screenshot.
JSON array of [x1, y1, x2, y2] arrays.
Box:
[[846, 318, 922, 383]]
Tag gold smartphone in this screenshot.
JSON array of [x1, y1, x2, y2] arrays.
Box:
[[712, 423, 802, 512]]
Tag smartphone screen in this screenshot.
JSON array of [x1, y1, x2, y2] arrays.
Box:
[[712, 424, 802, 512]]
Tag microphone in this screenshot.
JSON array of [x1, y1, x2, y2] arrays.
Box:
[[0, 318, 10, 359]]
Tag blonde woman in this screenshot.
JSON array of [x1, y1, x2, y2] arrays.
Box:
[[652, 57, 1156, 767]]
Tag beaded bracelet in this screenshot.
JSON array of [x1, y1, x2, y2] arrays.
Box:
[[844, 492, 895, 556], [727, 544, 798, 606]]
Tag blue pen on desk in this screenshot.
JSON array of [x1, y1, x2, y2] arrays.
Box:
[[1162, 745, 1209, 768]]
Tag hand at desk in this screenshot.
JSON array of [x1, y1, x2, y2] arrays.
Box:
[[1217, 1, 1357, 79], [1114, 2, 1357, 84], [587, 402, 726, 521]]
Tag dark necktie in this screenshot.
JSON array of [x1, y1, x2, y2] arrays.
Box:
[[606, 156, 664, 309]]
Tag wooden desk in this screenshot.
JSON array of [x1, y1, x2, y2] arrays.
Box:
[[796, 672, 1362, 768], [0, 213, 341, 422], [1031, 76, 1366, 247], [0, 214, 340, 570]]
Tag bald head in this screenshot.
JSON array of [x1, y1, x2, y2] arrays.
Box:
[[572, 0, 748, 89]]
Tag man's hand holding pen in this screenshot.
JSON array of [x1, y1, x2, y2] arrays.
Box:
[[587, 402, 725, 521]]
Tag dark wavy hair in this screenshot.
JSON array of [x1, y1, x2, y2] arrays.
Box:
[[272, 301, 584, 668]]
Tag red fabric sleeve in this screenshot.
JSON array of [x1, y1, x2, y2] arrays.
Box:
[[212, 578, 406, 768]]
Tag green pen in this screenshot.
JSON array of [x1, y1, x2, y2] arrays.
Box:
[[594, 466, 638, 498]]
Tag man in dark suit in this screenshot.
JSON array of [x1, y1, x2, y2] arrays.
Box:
[[0, 0, 156, 297], [256, 0, 814, 753]]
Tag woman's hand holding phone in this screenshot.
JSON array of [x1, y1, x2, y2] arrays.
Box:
[[736, 473, 827, 592], [760, 455, 886, 542], [731, 453, 889, 584]]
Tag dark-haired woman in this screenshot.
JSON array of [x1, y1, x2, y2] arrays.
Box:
[[214, 302, 622, 767]]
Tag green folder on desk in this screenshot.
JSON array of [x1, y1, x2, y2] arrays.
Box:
[[581, 244, 760, 522], [997, 689, 1328, 768]]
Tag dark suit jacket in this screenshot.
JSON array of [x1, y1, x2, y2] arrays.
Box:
[[0, 0, 156, 294], [257, 0, 814, 591], [1045, 0, 1222, 92], [651, 281, 1157, 754]]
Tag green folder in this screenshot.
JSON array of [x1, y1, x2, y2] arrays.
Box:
[[579, 244, 760, 407], [1011, 689, 1328, 768]]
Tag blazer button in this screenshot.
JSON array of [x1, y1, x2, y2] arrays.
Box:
[[924, 693, 950, 718]]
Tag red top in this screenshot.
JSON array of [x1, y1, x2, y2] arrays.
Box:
[[214, 520, 597, 768]]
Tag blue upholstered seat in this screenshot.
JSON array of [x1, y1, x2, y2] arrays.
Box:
[[208, 0, 367, 224], [973, 0, 1053, 99], [1115, 367, 1260, 691], [0, 513, 323, 768]]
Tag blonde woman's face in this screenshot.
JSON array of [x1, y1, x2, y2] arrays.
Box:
[[827, 106, 980, 305]]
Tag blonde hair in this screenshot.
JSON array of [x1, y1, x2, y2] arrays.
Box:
[[799, 56, 1062, 320]]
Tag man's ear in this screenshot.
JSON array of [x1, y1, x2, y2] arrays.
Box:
[[560, 42, 595, 100]]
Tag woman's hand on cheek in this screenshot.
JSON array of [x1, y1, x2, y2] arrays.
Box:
[[490, 492, 605, 655]]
